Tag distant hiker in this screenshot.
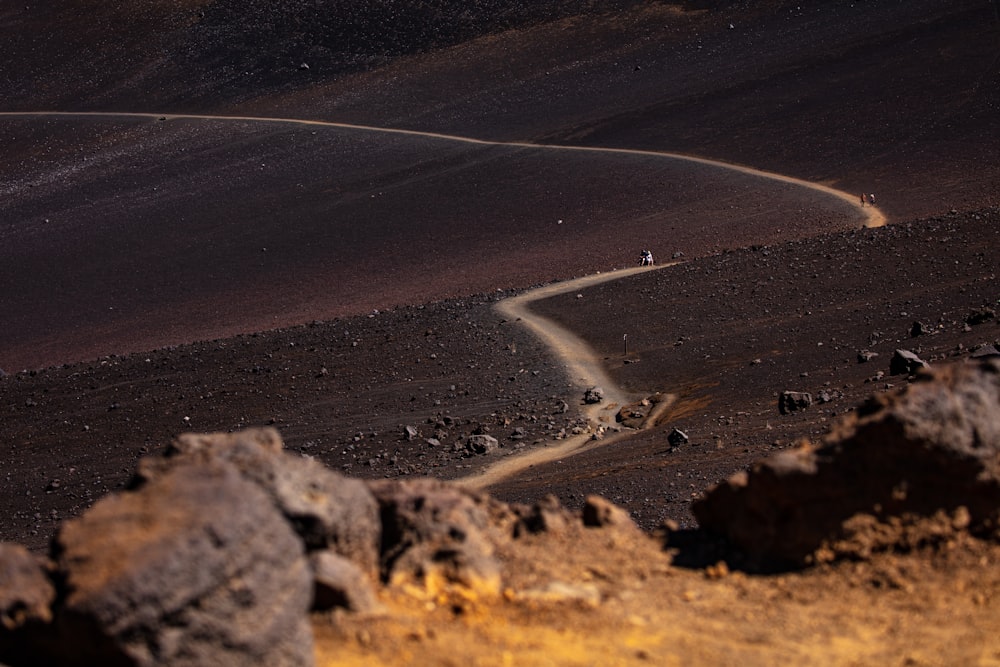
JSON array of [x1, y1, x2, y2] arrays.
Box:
[[860, 193, 866, 207], [868, 193, 876, 206], [639, 249, 654, 266]]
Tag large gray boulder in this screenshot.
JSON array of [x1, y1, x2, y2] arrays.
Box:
[[51, 461, 314, 666], [694, 359, 1000, 568], [136, 428, 380, 578]]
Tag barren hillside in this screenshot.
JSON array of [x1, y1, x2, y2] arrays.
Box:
[[1, 1, 999, 664]]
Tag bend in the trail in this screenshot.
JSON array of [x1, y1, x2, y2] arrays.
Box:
[[3, 110, 882, 484], [460, 265, 677, 491], [0, 110, 886, 229]]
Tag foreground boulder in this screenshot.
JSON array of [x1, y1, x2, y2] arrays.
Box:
[[694, 359, 1000, 568], [136, 428, 381, 578], [0, 544, 54, 664], [50, 462, 314, 666]]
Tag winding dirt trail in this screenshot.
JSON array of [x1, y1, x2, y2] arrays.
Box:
[[460, 265, 677, 490], [2, 110, 883, 486], [0, 110, 887, 229]]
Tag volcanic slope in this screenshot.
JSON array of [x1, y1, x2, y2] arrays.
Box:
[[2, 2, 1000, 663], [2, 1, 997, 371]]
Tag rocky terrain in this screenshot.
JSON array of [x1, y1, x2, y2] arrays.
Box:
[[2, 0, 1000, 664]]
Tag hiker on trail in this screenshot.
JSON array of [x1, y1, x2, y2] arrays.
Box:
[[868, 193, 876, 206], [860, 193, 866, 207], [639, 249, 654, 266]]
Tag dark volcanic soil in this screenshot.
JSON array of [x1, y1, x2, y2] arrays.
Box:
[[1, 0, 999, 562]]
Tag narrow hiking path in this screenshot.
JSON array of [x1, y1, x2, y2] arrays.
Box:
[[460, 265, 677, 490], [0, 110, 887, 229], [2, 110, 883, 486]]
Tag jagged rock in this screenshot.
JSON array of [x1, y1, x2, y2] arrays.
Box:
[[582, 496, 638, 531], [667, 428, 689, 448], [0, 543, 54, 665], [309, 551, 381, 614], [368, 478, 510, 593], [51, 461, 314, 666], [779, 391, 812, 414], [403, 425, 419, 441], [910, 321, 931, 337], [510, 427, 526, 440], [890, 349, 929, 376], [466, 434, 499, 455], [694, 359, 1000, 568], [583, 386, 604, 404], [135, 428, 380, 578]]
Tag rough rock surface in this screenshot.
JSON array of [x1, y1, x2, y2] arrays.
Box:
[[368, 478, 513, 593], [0, 544, 53, 631], [51, 462, 314, 666], [465, 434, 499, 455], [0, 543, 54, 664], [136, 428, 381, 578], [694, 359, 1000, 568], [309, 550, 381, 614]]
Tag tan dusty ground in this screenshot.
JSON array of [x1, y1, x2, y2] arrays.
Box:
[[314, 525, 1000, 666]]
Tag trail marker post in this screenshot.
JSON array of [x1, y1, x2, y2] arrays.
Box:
[[623, 333, 628, 357]]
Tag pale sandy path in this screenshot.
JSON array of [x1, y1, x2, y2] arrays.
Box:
[[0, 110, 886, 229], [2, 110, 882, 486], [459, 264, 678, 490]]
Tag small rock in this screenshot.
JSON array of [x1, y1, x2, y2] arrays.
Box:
[[779, 391, 813, 414], [668, 428, 690, 448], [583, 386, 604, 404], [890, 349, 929, 376], [466, 434, 499, 455]]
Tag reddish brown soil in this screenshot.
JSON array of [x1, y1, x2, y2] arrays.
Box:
[[2, 1, 1000, 662]]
